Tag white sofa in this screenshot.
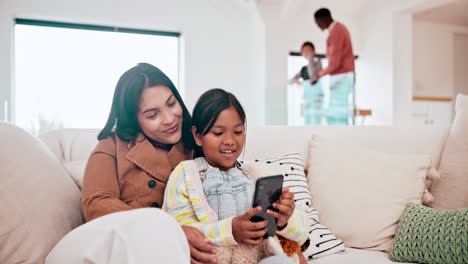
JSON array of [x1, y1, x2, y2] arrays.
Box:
[[0, 123, 450, 263]]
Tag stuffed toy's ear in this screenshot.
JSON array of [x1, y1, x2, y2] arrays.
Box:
[[265, 236, 301, 263], [277, 235, 301, 257]]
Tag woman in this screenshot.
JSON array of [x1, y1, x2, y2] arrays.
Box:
[[47, 63, 216, 264], [82, 63, 195, 220]]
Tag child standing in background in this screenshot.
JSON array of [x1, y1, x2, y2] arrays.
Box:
[[291, 42, 322, 85], [291, 42, 324, 125], [163, 89, 309, 264]]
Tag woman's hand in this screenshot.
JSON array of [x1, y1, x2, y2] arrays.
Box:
[[181, 225, 217, 264], [232, 207, 268, 245], [267, 188, 295, 228]]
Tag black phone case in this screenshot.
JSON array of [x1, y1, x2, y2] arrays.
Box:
[[251, 175, 283, 238]]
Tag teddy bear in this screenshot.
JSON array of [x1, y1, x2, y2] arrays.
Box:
[[214, 235, 308, 264]]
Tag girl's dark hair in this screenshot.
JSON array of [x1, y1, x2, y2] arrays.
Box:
[[192, 88, 246, 136], [98, 63, 195, 149]]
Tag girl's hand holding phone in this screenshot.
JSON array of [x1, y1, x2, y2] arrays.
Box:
[[232, 206, 268, 245], [266, 188, 295, 229]]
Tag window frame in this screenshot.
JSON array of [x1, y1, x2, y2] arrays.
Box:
[[12, 18, 181, 132], [15, 19, 180, 38]]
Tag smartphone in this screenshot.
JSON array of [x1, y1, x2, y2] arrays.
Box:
[[250, 175, 284, 238]]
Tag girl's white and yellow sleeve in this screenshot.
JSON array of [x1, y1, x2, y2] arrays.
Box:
[[162, 162, 238, 247], [276, 206, 310, 246]]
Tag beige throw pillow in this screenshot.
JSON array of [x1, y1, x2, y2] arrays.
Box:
[[306, 136, 431, 252], [0, 122, 83, 263], [430, 93, 468, 209]]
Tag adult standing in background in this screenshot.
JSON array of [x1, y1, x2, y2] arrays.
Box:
[[312, 8, 355, 125]]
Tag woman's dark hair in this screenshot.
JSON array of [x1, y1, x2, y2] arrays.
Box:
[[98, 63, 195, 149], [192, 88, 246, 136], [314, 8, 332, 19]]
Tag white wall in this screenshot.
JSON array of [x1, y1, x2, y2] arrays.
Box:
[[392, 12, 415, 126], [391, 0, 460, 126], [413, 20, 468, 98], [259, 2, 289, 125], [246, 5, 266, 127], [356, 2, 396, 125], [0, 0, 265, 126], [356, 0, 458, 126]]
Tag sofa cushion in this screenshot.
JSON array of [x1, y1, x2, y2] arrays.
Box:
[[243, 126, 448, 171], [39, 129, 100, 189], [0, 122, 83, 263], [309, 248, 413, 264], [38, 127, 449, 194], [430, 93, 468, 209], [306, 136, 431, 252], [243, 153, 345, 260], [63, 160, 87, 188], [389, 203, 468, 264], [39, 128, 99, 163]]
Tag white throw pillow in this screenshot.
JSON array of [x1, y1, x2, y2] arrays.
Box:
[[46, 208, 190, 264], [306, 136, 430, 252], [0, 122, 83, 263], [242, 153, 345, 260], [430, 93, 468, 209]]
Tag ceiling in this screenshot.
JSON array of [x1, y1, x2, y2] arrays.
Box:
[[254, 0, 374, 17], [414, 0, 468, 26], [303, 0, 374, 16]]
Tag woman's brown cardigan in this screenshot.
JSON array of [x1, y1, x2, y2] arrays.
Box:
[[81, 133, 193, 222]]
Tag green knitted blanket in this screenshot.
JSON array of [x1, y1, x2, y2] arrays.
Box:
[[390, 203, 468, 264]]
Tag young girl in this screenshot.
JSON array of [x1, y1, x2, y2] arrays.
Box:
[[163, 89, 309, 264]]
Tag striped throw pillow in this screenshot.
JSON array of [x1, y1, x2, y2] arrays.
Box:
[[242, 153, 345, 260]]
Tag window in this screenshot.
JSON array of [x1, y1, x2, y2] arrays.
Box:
[[14, 19, 180, 134]]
